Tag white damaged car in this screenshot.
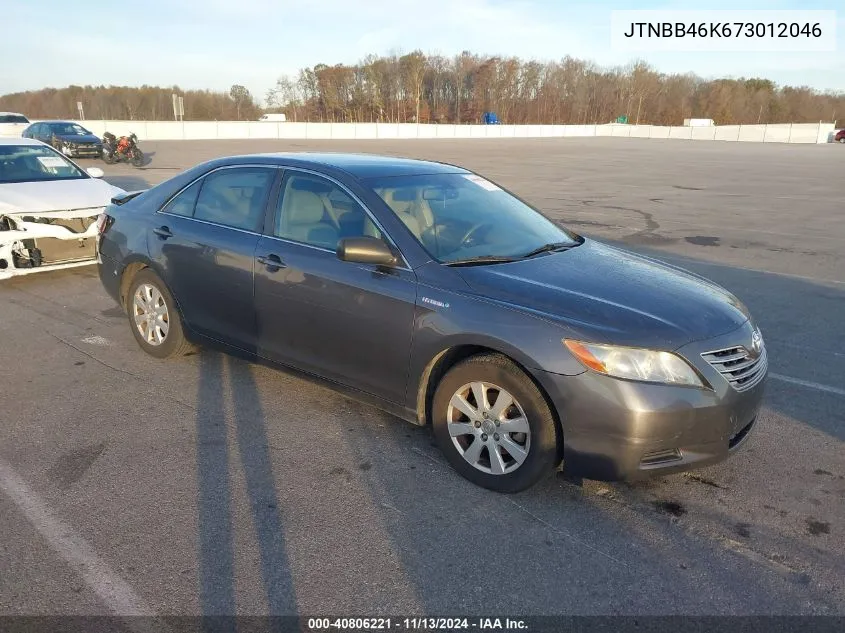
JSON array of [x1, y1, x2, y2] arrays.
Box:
[[0, 137, 125, 280]]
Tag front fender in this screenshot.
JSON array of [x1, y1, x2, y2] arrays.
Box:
[[405, 290, 587, 414]]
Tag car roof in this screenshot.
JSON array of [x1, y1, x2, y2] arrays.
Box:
[[231, 151, 470, 179], [0, 112, 27, 116], [0, 137, 47, 146]]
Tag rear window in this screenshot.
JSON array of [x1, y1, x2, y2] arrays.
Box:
[[0, 115, 29, 124]]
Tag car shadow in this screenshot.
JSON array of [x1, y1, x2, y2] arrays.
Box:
[[138, 151, 156, 167], [193, 349, 296, 629]]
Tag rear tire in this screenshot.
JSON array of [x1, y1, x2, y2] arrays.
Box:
[[126, 268, 195, 359], [431, 353, 559, 493]]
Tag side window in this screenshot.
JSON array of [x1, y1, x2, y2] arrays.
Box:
[[274, 172, 382, 250], [161, 179, 202, 217], [194, 167, 275, 231]]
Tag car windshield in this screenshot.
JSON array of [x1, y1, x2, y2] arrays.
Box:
[[366, 172, 579, 263], [0, 115, 29, 124], [0, 144, 87, 183], [49, 123, 92, 135]]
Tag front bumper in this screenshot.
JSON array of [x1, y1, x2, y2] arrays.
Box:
[[0, 209, 102, 280], [59, 144, 102, 158], [537, 323, 768, 481]]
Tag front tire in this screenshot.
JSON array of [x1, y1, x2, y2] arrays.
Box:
[[126, 268, 195, 359], [431, 353, 559, 493], [131, 149, 144, 167]]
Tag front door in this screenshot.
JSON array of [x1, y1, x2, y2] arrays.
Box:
[[254, 169, 417, 404], [148, 165, 278, 351]]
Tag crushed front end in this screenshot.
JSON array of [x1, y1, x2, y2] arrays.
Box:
[[0, 207, 102, 279]]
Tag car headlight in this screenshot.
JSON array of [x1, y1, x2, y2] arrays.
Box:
[[563, 339, 705, 387]]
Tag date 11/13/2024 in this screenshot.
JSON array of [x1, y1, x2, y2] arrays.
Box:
[[306, 617, 529, 631]]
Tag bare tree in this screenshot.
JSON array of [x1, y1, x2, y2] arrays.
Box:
[[400, 50, 428, 123], [452, 51, 476, 123], [270, 75, 302, 122]]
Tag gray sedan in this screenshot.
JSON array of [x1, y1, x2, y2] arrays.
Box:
[[96, 152, 767, 492]]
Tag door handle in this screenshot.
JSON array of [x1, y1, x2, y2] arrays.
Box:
[[153, 226, 173, 239], [256, 253, 285, 271]]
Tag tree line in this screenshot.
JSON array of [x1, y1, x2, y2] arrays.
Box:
[[2, 52, 842, 126], [267, 52, 843, 125], [0, 84, 262, 122]]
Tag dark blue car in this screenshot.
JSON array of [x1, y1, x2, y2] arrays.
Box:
[[95, 152, 767, 492], [22, 120, 102, 158]]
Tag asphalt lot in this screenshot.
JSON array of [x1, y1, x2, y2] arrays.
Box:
[[1, 138, 843, 618]]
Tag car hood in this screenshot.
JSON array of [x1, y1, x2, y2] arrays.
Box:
[[455, 238, 750, 350], [0, 179, 124, 214], [54, 133, 101, 144]]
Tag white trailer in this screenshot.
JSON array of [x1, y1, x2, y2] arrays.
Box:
[[683, 118, 716, 127]]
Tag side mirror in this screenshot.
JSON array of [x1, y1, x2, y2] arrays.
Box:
[[86, 167, 105, 178], [336, 236, 397, 266]]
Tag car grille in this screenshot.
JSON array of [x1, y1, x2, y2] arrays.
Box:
[[701, 345, 768, 392]]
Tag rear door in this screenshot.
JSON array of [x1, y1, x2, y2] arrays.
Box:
[[148, 165, 279, 352], [24, 123, 46, 141], [253, 168, 418, 404]]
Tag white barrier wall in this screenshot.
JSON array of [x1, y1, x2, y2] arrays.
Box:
[[64, 120, 836, 144]]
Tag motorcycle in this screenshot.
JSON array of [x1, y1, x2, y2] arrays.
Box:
[[101, 132, 144, 167]]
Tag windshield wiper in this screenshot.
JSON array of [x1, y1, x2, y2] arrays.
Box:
[[519, 241, 576, 259], [444, 255, 519, 267]]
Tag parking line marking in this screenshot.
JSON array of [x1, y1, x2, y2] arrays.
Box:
[[770, 373, 845, 397], [82, 335, 112, 346], [0, 458, 154, 619]]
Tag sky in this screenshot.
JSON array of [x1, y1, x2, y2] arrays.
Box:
[[1, 0, 842, 106]]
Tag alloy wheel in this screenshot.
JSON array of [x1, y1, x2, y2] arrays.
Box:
[[446, 381, 531, 475], [132, 283, 170, 346]]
